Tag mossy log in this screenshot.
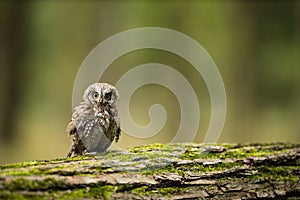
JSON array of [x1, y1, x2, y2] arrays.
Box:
[[0, 143, 299, 199]]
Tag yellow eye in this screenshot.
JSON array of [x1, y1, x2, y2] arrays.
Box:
[[93, 92, 99, 99], [104, 92, 111, 100]]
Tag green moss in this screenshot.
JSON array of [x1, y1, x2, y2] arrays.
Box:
[[159, 165, 184, 175], [87, 186, 115, 199], [0, 161, 40, 170], [116, 184, 141, 193], [57, 185, 115, 199], [181, 148, 200, 160], [57, 189, 86, 199], [130, 143, 174, 153], [131, 186, 148, 195], [0, 155, 95, 172], [3, 180, 115, 199], [180, 143, 295, 161], [0, 192, 28, 200], [0, 168, 42, 176], [4, 177, 67, 191], [104, 151, 134, 163], [181, 145, 226, 160], [0, 164, 83, 177], [158, 186, 185, 196], [143, 156, 245, 178], [251, 166, 300, 182]]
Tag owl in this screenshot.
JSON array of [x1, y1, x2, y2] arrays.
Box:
[[66, 82, 121, 157]]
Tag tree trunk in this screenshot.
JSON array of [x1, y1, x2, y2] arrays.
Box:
[[0, 143, 299, 199], [0, 2, 28, 144]]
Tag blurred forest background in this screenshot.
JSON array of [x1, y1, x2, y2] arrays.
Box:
[[0, 1, 299, 164]]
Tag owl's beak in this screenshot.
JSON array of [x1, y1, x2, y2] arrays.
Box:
[[97, 98, 102, 106]]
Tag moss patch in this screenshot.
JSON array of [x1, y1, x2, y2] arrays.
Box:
[[4, 177, 68, 191], [157, 186, 186, 196], [251, 166, 300, 182], [130, 143, 175, 153], [0, 161, 40, 170], [57, 185, 115, 199]]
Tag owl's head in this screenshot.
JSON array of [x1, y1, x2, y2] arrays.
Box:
[[83, 83, 119, 107]]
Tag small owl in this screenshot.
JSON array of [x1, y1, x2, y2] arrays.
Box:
[[66, 82, 121, 157]]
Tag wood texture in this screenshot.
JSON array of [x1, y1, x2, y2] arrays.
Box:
[[0, 143, 299, 199]]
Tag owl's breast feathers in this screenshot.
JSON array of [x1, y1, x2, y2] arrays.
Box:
[[66, 103, 121, 146]]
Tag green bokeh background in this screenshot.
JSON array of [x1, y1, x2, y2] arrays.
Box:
[[0, 1, 299, 164]]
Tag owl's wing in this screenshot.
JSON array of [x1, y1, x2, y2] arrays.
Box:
[[67, 103, 88, 136], [66, 120, 76, 135], [112, 117, 121, 143]]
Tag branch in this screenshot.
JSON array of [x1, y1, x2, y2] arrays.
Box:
[[1, 143, 299, 199]]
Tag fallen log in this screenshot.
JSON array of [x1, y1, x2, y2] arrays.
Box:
[[0, 143, 299, 199]]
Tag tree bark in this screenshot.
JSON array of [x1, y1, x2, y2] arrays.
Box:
[[0, 143, 299, 199]]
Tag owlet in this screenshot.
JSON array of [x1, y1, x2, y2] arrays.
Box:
[[66, 82, 121, 157]]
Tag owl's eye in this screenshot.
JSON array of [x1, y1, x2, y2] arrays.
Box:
[[104, 92, 111, 100], [93, 92, 99, 99]]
